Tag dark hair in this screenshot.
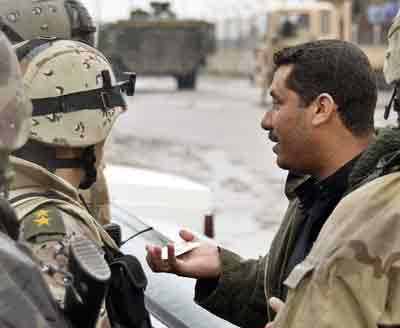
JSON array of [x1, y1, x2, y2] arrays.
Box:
[[273, 40, 377, 136]]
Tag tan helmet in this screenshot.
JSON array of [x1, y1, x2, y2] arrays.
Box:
[[13, 38, 134, 188], [0, 31, 31, 153], [384, 10, 400, 85], [0, 0, 96, 45], [15, 38, 131, 148]]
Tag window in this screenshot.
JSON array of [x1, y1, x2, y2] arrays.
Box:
[[320, 10, 331, 35]]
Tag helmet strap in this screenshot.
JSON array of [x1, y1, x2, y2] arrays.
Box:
[[0, 196, 20, 240], [0, 153, 13, 199], [0, 19, 24, 43], [384, 85, 400, 126], [78, 146, 97, 190]]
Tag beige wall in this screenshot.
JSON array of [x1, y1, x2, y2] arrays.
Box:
[[206, 48, 254, 76]]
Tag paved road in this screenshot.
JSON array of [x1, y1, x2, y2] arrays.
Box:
[[106, 75, 396, 258]]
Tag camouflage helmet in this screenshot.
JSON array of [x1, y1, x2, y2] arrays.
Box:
[[14, 38, 130, 148], [0, 31, 31, 153], [384, 10, 400, 85], [0, 0, 96, 46]]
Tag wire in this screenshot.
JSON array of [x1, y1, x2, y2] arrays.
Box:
[[385, 87, 397, 120], [121, 227, 154, 246]]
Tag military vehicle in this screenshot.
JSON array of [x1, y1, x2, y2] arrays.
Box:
[[253, 2, 345, 104], [254, 0, 387, 103], [253, 2, 344, 95], [98, 2, 215, 90]]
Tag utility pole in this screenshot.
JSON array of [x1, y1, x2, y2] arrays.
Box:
[[94, 0, 103, 47], [324, 0, 353, 41], [95, 0, 103, 22]]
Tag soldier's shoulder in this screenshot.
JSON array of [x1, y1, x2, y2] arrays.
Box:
[[311, 172, 400, 265], [21, 205, 67, 243]]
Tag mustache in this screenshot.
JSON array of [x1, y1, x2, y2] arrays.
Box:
[[268, 132, 279, 143]]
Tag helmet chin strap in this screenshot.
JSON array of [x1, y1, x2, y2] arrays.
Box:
[[384, 85, 400, 126], [0, 153, 20, 240], [0, 153, 14, 199], [78, 146, 97, 190]]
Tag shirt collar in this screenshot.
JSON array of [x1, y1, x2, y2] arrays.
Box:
[[295, 154, 361, 210]]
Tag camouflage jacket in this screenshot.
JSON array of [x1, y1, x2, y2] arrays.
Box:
[[194, 128, 400, 328], [9, 156, 118, 326], [0, 231, 69, 327]]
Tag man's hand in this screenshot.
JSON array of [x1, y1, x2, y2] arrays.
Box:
[[265, 297, 285, 328], [146, 229, 222, 279]]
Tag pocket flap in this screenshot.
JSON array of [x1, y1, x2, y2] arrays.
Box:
[[284, 261, 314, 289], [22, 206, 66, 242]]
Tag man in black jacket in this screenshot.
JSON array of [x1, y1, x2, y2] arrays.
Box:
[[146, 39, 379, 328]]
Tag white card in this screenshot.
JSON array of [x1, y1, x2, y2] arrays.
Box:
[[161, 241, 200, 260]]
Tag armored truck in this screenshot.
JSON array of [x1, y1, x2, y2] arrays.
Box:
[[98, 2, 215, 90]]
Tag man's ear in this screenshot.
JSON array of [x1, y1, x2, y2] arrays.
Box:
[[310, 93, 337, 127]]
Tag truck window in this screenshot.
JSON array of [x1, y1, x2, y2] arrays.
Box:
[[320, 10, 331, 35], [275, 13, 310, 41]]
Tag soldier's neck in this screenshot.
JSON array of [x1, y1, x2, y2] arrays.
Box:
[[55, 168, 84, 189], [54, 148, 85, 189]]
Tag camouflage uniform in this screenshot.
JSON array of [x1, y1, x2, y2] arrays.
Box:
[[0, 31, 69, 327], [0, 0, 112, 225], [0, 231, 70, 327], [10, 39, 129, 327], [9, 155, 117, 316]]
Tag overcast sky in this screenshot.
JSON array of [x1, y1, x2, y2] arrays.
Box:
[[81, 0, 309, 22]]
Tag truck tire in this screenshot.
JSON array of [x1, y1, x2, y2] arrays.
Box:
[[176, 70, 197, 90]]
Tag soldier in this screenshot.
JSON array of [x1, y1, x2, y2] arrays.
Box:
[[150, 2, 176, 20], [0, 31, 69, 327], [0, 0, 113, 225], [10, 38, 133, 327]]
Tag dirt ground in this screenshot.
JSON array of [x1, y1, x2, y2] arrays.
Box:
[[106, 75, 396, 258]]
